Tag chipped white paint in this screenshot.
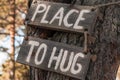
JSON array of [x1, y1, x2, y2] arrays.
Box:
[[31, 4, 91, 29]]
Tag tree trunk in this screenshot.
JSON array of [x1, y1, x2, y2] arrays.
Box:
[[27, 0, 120, 80], [9, 0, 16, 80]]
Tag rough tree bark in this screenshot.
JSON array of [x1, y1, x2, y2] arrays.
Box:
[[27, 0, 120, 80]]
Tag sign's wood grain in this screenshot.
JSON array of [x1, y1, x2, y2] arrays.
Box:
[[27, 1, 98, 33], [17, 37, 91, 80]]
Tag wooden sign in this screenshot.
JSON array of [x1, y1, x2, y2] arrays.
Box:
[[17, 37, 91, 80], [27, 1, 98, 33]]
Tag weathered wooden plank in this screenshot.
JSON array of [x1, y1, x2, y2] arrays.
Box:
[[26, 1, 98, 33], [17, 37, 91, 80]]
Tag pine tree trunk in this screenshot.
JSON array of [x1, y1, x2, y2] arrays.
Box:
[[9, 0, 15, 80], [28, 0, 120, 80]]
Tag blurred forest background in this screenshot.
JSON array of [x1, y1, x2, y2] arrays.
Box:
[[0, 0, 29, 80], [0, 0, 119, 80]]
